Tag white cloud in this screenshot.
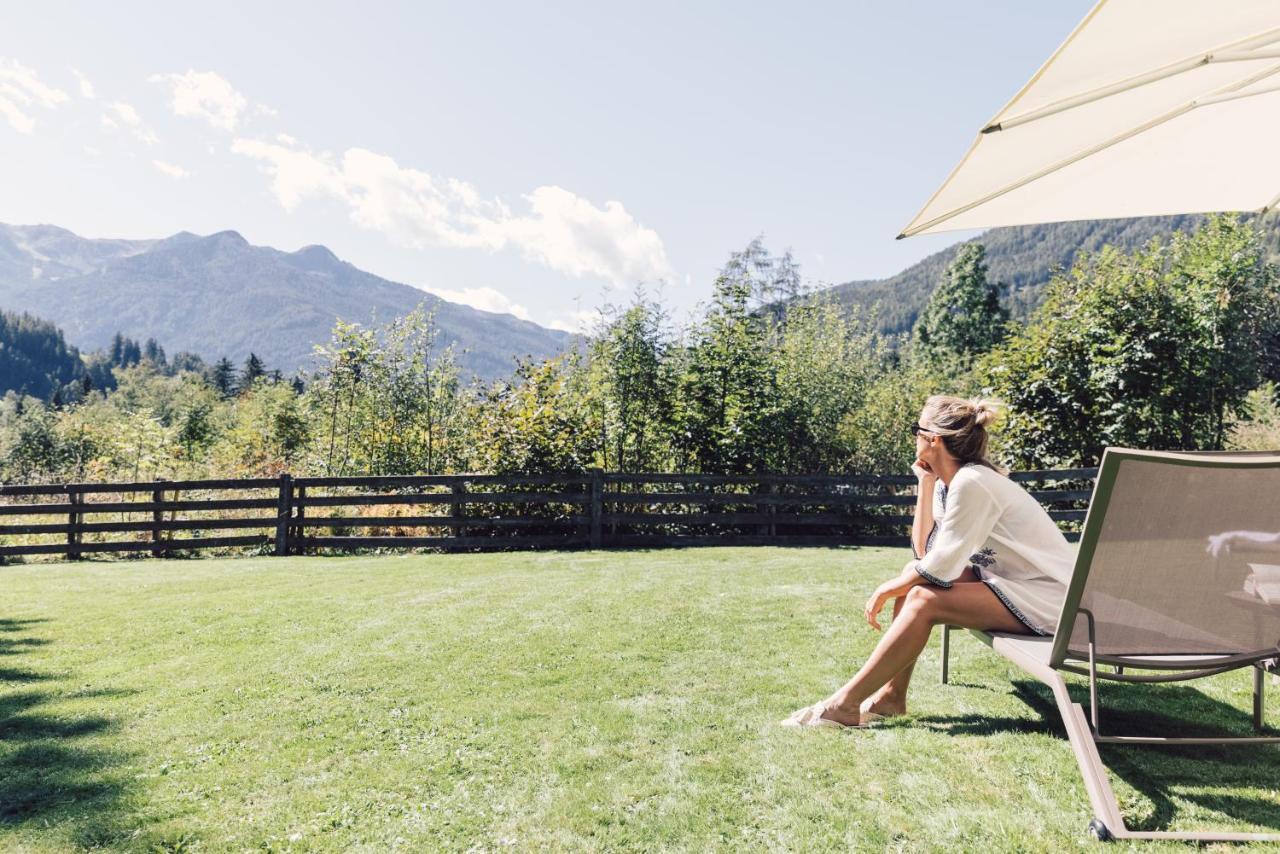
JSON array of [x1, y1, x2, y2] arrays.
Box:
[[103, 100, 138, 125], [101, 100, 158, 145], [153, 159, 190, 179], [233, 137, 673, 286], [502, 186, 672, 286], [71, 68, 95, 99], [424, 285, 530, 320], [0, 99, 33, 134], [151, 70, 247, 131], [0, 58, 68, 133], [230, 138, 346, 209], [547, 309, 600, 334]]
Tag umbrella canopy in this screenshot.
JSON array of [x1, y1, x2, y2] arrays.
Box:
[[900, 0, 1280, 238]]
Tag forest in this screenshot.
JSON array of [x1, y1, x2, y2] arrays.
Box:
[[2, 215, 1278, 485]]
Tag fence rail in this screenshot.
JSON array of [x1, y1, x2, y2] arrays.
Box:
[[0, 468, 1098, 561]]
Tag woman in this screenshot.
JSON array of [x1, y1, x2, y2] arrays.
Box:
[[783, 395, 1075, 728]]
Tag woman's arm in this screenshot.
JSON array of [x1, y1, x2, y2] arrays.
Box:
[[913, 474, 1002, 587], [1206, 529, 1280, 557], [864, 562, 928, 631], [910, 463, 937, 559]]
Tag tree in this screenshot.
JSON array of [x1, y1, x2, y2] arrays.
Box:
[[119, 337, 142, 367], [720, 235, 804, 307], [589, 292, 672, 471], [984, 215, 1279, 467], [771, 299, 884, 472], [0, 311, 87, 399], [210, 358, 236, 398], [173, 376, 221, 462], [670, 274, 780, 473], [239, 353, 266, 392], [170, 351, 207, 375], [306, 307, 465, 475], [214, 382, 309, 474], [841, 355, 938, 476], [1, 399, 62, 482], [470, 355, 599, 474], [143, 338, 168, 369], [913, 243, 1009, 366]]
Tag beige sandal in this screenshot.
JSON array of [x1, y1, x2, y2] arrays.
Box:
[[780, 701, 880, 729]]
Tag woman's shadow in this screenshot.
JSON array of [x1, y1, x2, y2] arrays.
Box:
[[0, 617, 136, 848], [911, 677, 1280, 834]]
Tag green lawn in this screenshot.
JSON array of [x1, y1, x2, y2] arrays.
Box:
[[2, 548, 1277, 852]]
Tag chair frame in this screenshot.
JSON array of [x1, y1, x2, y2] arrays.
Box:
[[938, 447, 1280, 843]]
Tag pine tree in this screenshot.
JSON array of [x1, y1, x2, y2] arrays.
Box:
[[143, 338, 167, 369], [211, 357, 236, 397], [913, 243, 1009, 366], [121, 338, 142, 366], [239, 353, 266, 392]]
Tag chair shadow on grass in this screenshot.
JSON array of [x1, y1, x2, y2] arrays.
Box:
[[0, 617, 138, 848], [911, 678, 1280, 833]]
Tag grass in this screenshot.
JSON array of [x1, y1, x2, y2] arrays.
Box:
[[1, 547, 1277, 852]]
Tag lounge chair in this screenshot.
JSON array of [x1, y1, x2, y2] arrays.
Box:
[[939, 448, 1280, 843]]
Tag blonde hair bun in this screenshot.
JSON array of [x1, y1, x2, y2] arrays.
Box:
[[969, 397, 1003, 429]]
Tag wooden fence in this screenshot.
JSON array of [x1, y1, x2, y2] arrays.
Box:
[[0, 469, 1096, 561]]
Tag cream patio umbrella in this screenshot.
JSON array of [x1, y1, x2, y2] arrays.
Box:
[[900, 0, 1280, 238]]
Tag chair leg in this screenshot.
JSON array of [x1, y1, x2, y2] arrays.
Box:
[[940, 624, 951, 684], [1255, 664, 1266, 733], [989, 635, 1280, 842]]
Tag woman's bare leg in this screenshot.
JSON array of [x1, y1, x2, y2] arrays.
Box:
[[864, 568, 980, 716], [861, 594, 915, 715], [820, 576, 1030, 726]]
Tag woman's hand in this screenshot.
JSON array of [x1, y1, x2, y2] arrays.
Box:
[[863, 567, 918, 631], [1206, 532, 1236, 558], [911, 458, 936, 483]]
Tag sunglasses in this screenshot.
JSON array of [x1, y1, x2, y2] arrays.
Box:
[[910, 423, 933, 438]]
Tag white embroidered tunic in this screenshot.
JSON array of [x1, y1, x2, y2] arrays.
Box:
[[912, 463, 1076, 635]]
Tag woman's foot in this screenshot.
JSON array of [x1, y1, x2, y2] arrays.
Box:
[[817, 702, 861, 727], [860, 695, 906, 719]]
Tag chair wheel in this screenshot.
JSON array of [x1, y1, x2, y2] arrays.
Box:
[[1087, 819, 1113, 842]]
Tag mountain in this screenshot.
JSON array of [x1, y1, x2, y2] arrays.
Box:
[[0, 224, 571, 380], [824, 214, 1280, 336]]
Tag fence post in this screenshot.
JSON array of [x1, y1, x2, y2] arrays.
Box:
[[66, 487, 82, 561], [275, 473, 293, 556], [756, 479, 770, 537], [152, 478, 170, 558], [768, 482, 778, 538], [295, 484, 307, 555], [590, 468, 603, 549], [451, 480, 467, 546]]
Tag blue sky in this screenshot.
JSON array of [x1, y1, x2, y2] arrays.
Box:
[[0, 1, 1093, 331]]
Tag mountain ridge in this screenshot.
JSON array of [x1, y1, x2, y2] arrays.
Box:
[[820, 214, 1280, 335], [0, 223, 570, 380]]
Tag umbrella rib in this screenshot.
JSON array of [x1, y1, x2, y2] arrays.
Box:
[[1259, 189, 1280, 215], [1197, 80, 1280, 108], [902, 60, 1280, 238], [985, 26, 1280, 134]]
